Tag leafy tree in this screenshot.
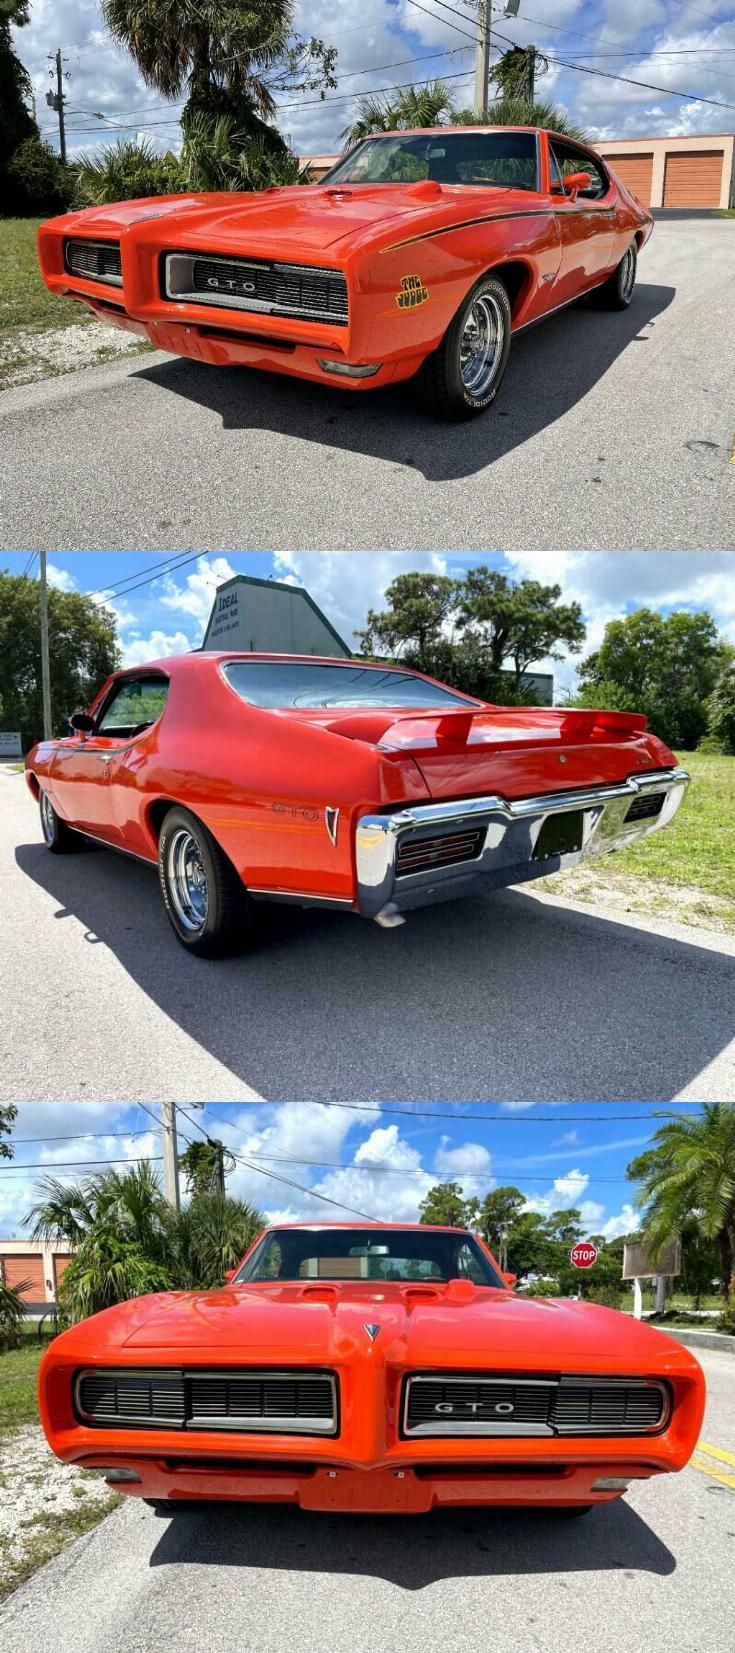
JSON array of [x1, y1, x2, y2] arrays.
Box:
[[0, 571, 120, 750], [357, 572, 456, 671], [627, 1104, 735, 1300], [489, 46, 548, 102], [0, 1104, 16, 1161], [455, 569, 585, 686], [705, 658, 735, 755], [575, 608, 726, 750], [102, 0, 336, 140], [75, 138, 186, 205], [502, 1209, 553, 1280], [7, 137, 73, 214], [0, 1, 38, 214], [477, 1185, 526, 1257], [173, 1191, 262, 1286], [418, 1181, 477, 1229], [179, 1139, 227, 1197]]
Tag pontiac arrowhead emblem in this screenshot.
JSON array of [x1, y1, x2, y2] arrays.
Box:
[[325, 806, 339, 846], [364, 1323, 381, 1342]]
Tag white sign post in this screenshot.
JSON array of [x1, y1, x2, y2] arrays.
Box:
[[0, 732, 22, 759]]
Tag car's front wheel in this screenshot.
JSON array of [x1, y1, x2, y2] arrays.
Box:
[[157, 806, 254, 958], [600, 241, 637, 309], [39, 789, 80, 853], [417, 275, 512, 419]]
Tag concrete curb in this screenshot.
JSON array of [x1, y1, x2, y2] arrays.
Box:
[[657, 1326, 735, 1354]]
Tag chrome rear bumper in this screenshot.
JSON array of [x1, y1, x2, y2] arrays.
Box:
[[355, 767, 689, 920]]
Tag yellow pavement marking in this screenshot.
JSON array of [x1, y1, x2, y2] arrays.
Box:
[[691, 1442, 735, 1491], [696, 1441, 735, 1469]]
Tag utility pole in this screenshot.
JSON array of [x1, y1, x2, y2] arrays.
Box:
[[474, 0, 491, 120], [46, 50, 67, 164], [161, 1102, 181, 1209], [39, 552, 52, 741], [526, 45, 536, 103]]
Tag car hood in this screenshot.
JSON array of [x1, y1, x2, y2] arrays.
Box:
[[113, 1283, 687, 1372], [53, 182, 535, 258]]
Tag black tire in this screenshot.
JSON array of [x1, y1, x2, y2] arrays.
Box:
[[416, 274, 512, 420], [547, 1504, 596, 1519], [599, 240, 637, 309], [39, 789, 81, 854], [144, 1499, 203, 1513], [157, 806, 254, 958]]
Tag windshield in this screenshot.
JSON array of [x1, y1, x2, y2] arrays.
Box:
[[235, 1227, 504, 1286], [222, 661, 476, 710], [321, 130, 539, 191]]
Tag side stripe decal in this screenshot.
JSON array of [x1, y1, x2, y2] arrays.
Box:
[[382, 204, 616, 253]]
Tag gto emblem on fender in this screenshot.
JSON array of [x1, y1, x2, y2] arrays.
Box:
[[363, 1323, 381, 1342], [272, 803, 319, 822], [435, 1400, 515, 1415], [207, 276, 257, 294], [325, 806, 339, 846], [396, 273, 429, 310]]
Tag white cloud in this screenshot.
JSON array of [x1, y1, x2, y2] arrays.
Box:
[[159, 556, 238, 630], [600, 1203, 640, 1242], [434, 1135, 492, 1176], [272, 551, 450, 656], [553, 1130, 580, 1147], [46, 563, 77, 592], [121, 628, 192, 666]]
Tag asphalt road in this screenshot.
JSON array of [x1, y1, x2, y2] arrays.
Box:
[[3, 771, 734, 1104], [1, 1345, 732, 1653], [1, 221, 733, 552]]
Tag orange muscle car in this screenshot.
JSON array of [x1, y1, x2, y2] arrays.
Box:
[[36, 126, 652, 418], [24, 651, 689, 957], [38, 1223, 705, 1516]]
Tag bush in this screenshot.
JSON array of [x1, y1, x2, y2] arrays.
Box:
[[716, 1303, 735, 1336], [0, 1278, 30, 1351], [585, 1284, 623, 1309], [74, 139, 186, 206], [7, 137, 74, 215]]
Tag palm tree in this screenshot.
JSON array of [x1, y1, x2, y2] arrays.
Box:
[[453, 97, 588, 144], [101, 0, 291, 119], [341, 80, 456, 146], [25, 1163, 263, 1324], [627, 1105, 735, 1299]]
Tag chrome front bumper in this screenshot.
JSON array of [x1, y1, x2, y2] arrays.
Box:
[[355, 767, 689, 920]]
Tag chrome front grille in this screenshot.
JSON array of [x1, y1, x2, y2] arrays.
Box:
[[402, 1375, 669, 1438], [75, 1368, 338, 1436], [64, 238, 122, 287], [396, 828, 485, 876], [164, 251, 348, 325]]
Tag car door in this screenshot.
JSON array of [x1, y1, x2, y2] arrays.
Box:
[[546, 138, 615, 306], [49, 674, 169, 841]]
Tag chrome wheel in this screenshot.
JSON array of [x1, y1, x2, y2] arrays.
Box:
[[459, 294, 505, 398], [40, 791, 55, 845], [166, 828, 209, 934], [620, 246, 636, 301]]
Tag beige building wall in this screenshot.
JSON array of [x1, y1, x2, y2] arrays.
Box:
[[595, 134, 735, 209]]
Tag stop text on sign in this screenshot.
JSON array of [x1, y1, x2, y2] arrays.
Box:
[[570, 1242, 598, 1269]]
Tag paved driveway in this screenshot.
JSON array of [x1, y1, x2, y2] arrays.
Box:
[[0, 221, 732, 550], [3, 773, 734, 1103]]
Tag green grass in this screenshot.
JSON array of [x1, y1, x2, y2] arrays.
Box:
[[0, 1339, 45, 1436], [0, 218, 88, 335], [714, 208, 735, 218], [0, 1498, 121, 1606], [538, 751, 735, 932]]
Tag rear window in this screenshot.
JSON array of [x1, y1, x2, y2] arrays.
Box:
[[221, 661, 476, 710]]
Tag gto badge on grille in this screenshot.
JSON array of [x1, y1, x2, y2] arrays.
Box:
[[435, 1400, 515, 1415], [364, 1323, 381, 1342], [207, 276, 256, 294]]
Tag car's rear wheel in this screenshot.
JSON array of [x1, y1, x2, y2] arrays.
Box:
[[157, 806, 254, 958], [600, 241, 637, 309], [417, 275, 512, 419], [39, 789, 80, 853]]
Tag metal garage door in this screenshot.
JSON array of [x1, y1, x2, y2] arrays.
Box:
[[663, 151, 723, 207], [54, 1255, 71, 1293], [603, 153, 653, 207], [2, 1254, 45, 1298]]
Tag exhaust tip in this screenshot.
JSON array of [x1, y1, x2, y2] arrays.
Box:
[[373, 904, 406, 929]]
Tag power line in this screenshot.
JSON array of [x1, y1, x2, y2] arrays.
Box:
[[173, 1101, 379, 1222], [12, 1131, 153, 1145], [199, 1101, 704, 1124], [0, 1156, 163, 1172], [87, 550, 207, 606]]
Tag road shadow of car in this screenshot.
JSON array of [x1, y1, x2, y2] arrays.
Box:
[[131, 281, 675, 484], [15, 838, 734, 1102], [147, 1498, 676, 1585]]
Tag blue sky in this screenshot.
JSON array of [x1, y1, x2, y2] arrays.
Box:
[[15, 2, 735, 162], [0, 1100, 701, 1242], [2, 551, 734, 697]]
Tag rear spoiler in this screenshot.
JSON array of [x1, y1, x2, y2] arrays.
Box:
[[326, 706, 648, 751]]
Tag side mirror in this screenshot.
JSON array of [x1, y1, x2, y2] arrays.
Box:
[[564, 170, 591, 200], [69, 710, 95, 734], [224, 1267, 237, 1284], [503, 1272, 517, 1289]]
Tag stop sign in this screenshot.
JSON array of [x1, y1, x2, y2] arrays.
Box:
[[570, 1242, 598, 1270]]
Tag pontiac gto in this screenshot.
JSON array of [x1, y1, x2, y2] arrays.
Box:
[[36, 125, 651, 418], [38, 1222, 705, 1516], [25, 651, 689, 957]]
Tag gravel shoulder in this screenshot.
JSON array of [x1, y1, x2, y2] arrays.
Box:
[[0, 320, 149, 391], [0, 1423, 119, 1604]]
